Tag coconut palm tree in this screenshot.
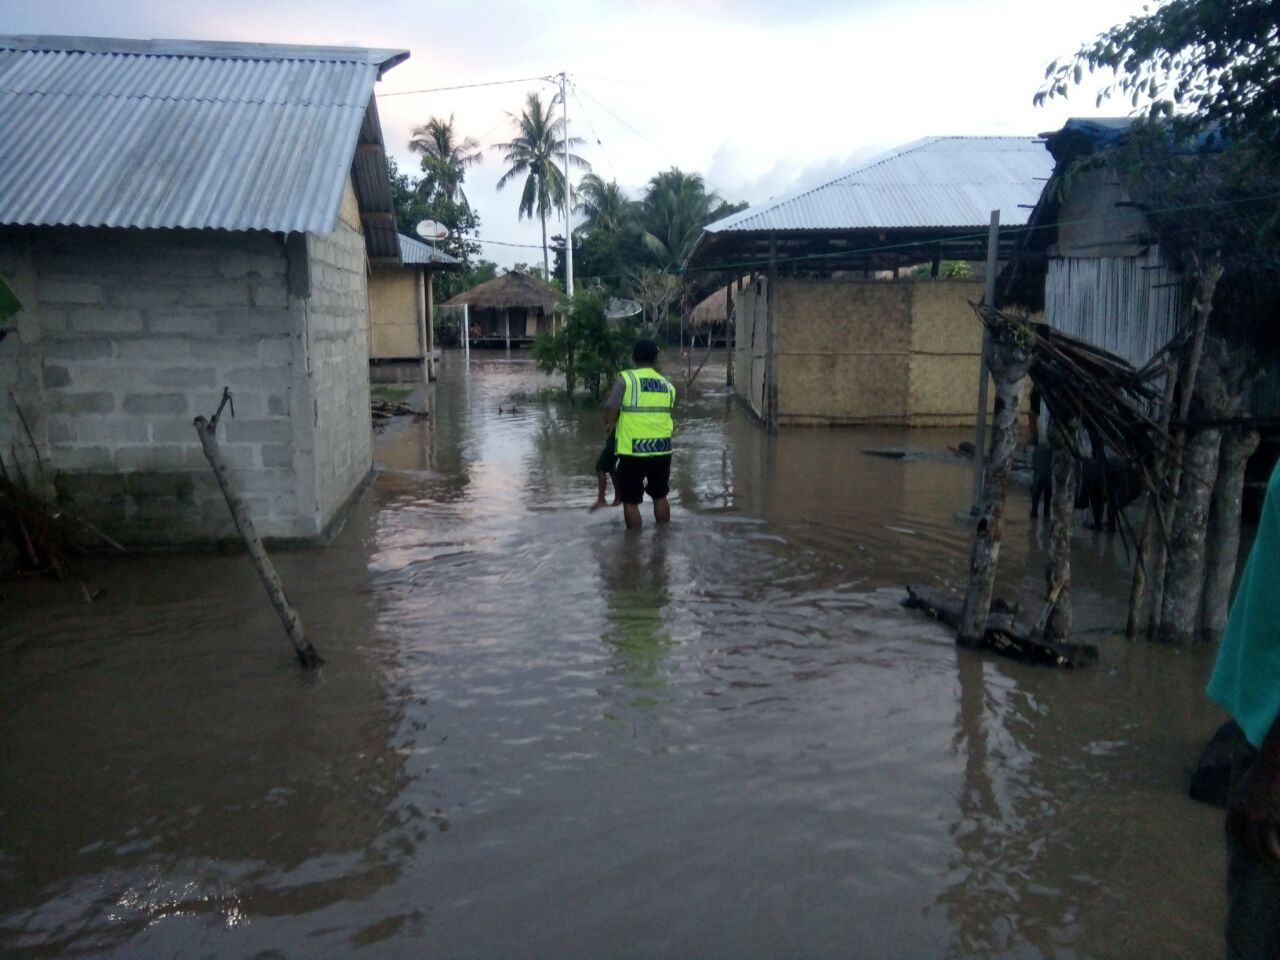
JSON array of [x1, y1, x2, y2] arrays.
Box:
[[409, 114, 482, 207], [493, 91, 589, 277], [639, 168, 728, 270], [574, 173, 632, 235]]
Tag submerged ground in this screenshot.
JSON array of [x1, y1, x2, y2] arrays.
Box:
[[0, 354, 1229, 959]]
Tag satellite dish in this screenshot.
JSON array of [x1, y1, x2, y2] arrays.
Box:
[[605, 297, 642, 320], [415, 219, 448, 241]]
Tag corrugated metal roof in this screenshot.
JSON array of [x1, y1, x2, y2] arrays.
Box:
[[398, 233, 462, 268], [0, 35, 407, 234], [704, 136, 1054, 235]]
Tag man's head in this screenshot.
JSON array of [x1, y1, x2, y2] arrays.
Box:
[[632, 339, 659, 365]]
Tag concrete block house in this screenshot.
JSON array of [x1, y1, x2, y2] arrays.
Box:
[[0, 35, 408, 543]]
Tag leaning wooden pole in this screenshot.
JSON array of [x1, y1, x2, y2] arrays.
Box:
[[1044, 415, 1079, 640], [958, 307, 1032, 647], [194, 389, 323, 668]]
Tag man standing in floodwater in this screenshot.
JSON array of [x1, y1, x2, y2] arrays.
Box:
[[603, 339, 675, 530], [1209, 458, 1280, 960]]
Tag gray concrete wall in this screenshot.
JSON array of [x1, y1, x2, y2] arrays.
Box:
[[297, 183, 373, 535], [0, 211, 372, 544]]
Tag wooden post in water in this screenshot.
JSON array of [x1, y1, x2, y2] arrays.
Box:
[[1126, 362, 1178, 638], [426, 270, 436, 382], [194, 389, 323, 668], [958, 307, 1032, 646], [766, 232, 779, 432], [1158, 337, 1227, 644], [970, 211, 1000, 513], [1044, 415, 1079, 639], [725, 282, 734, 388], [1147, 257, 1222, 641], [1202, 423, 1259, 643]]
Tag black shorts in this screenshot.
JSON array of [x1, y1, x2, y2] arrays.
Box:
[[595, 432, 618, 474], [616, 454, 672, 505]]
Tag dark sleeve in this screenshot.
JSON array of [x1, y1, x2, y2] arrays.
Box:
[[604, 375, 626, 410]]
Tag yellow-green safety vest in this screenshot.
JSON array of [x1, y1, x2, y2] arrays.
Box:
[[616, 367, 675, 457]]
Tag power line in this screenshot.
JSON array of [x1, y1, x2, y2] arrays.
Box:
[[574, 83, 747, 207], [475, 237, 547, 250], [570, 81, 618, 182], [380, 74, 554, 98]]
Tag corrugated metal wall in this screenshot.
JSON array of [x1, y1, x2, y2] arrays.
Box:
[[1044, 245, 1182, 369]]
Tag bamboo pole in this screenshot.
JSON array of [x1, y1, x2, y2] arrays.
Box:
[[194, 389, 323, 668]]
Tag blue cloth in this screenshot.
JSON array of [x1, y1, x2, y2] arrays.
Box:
[[1209, 459, 1280, 748]]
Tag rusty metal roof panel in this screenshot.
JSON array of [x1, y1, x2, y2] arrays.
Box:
[[704, 136, 1054, 235], [0, 35, 407, 234]]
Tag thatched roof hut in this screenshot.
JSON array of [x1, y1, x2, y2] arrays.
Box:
[[690, 278, 750, 329], [443, 270, 561, 312], [442, 270, 563, 346]]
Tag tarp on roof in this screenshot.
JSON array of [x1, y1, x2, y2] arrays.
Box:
[[0, 34, 407, 237]]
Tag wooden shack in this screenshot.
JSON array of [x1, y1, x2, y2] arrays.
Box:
[[686, 136, 1054, 427]]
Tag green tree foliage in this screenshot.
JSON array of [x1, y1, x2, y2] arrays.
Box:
[[1036, 0, 1280, 143], [1038, 0, 1280, 268], [387, 155, 487, 302], [531, 290, 634, 399], [550, 168, 745, 319], [493, 92, 590, 279], [574, 173, 633, 235], [409, 114, 483, 206], [640, 168, 727, 270]]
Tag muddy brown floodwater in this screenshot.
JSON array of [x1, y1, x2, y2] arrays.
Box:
[[1, 354, 1232, 958]]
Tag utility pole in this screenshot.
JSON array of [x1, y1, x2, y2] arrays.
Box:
[[560, 72, 574, 300]]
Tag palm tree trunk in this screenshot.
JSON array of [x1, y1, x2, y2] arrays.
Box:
[[540, 209, 549, 279]]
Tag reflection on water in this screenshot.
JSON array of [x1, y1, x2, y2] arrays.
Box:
[[0, 353, 1228, 958]]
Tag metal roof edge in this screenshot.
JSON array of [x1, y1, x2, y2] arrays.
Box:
[[398, 233, 463, 268], [0, 34, 410, 68], [703, 137, 943, 234], [704, 135, 1048, 236]]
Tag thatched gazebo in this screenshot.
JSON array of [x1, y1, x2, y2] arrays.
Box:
[[690, 277, 750, 338], [443, 270, 563, 349]]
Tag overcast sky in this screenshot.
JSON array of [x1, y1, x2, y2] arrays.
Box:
[[5, 0, 1152, 267]]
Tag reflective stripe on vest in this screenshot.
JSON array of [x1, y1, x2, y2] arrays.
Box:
[[616, 367, 674, 457]]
